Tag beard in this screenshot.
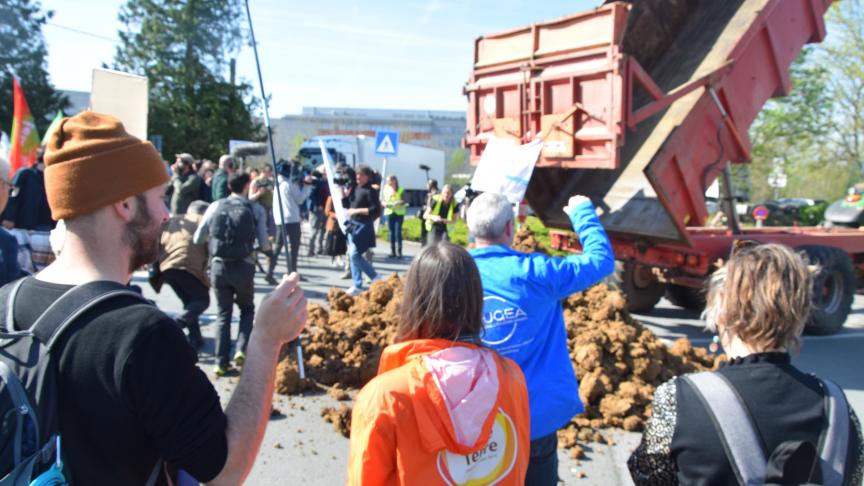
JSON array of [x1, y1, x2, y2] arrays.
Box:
[[123, 194, 162, 273]]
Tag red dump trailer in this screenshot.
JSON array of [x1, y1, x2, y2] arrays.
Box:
[[465, 0, 857, 334]]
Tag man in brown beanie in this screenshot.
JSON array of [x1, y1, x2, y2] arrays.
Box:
[[2, 112, 307, 485]]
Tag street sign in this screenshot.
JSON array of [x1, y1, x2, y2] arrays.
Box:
[[752, 205, 769, 221], [768, 166, 787, 189], [375, 130, 399, 157]]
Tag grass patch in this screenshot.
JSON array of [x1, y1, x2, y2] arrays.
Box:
[[378, 217, 469, 246]]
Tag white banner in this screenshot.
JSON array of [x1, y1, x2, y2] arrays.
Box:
[[319, 140, 348, 232], [470, 137, 543, 204]]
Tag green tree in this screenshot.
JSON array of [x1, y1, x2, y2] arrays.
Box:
[[744, 47, 855, 203], [112, 0, 261, 160], [823, 0, 864, 174], [0, 0, 68, 134], [444, 148, 469, 186]]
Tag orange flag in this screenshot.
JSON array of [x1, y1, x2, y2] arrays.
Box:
[[8, 78, 40, 179]]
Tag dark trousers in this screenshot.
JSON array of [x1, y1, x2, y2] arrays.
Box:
[[387, 214, 404, 256], [526, 433, 559, 486], [269, 222, 302, 275], [308, 208, 326, 255], [162, 268, 208, 344], [211, 259, 255, 367]]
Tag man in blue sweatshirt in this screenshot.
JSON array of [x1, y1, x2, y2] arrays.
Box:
[[467, 192, 615, 485]]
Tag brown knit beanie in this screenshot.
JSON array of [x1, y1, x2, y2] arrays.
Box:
[[44, 112, 169, 220]]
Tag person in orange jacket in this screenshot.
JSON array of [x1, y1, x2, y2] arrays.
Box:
[[347, 242, 531, 485]]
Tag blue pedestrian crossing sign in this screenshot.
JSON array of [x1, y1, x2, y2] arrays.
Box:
[[375, 130, 399, 156]]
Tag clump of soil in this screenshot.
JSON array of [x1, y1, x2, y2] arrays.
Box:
[[274, 358, 314, 395], [328, 385, 351, 401], [274, 274, 402, 394], [321, 404, 352, 438], [512, 227, 548, 254], [558, 283, 723, 445]]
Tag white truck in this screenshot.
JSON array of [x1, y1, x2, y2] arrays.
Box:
[[297, 135, 445, 207]]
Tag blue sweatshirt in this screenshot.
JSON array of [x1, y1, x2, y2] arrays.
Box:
[[469, 201, 614, 439]]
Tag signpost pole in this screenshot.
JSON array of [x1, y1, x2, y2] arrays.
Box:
[[380, 157, 388, 199]]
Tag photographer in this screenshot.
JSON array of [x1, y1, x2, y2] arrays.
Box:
[[267, 159, 311, 283]]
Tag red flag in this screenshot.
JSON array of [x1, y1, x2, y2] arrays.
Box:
[[8, 78, 41, 178]]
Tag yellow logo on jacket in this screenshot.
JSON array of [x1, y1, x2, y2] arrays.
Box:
[[436, 409, 518, 486]]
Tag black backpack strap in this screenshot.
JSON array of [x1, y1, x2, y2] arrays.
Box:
[[683, 372, 768, 485], [4, 279, 149, 349]]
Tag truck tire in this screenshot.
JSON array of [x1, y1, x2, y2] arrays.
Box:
[[612, 261, 665, 313], [799, 245, 855, 335], [665, 284, 705, 311]]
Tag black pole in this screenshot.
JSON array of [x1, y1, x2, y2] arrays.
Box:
[[244, 0, 305, 379]]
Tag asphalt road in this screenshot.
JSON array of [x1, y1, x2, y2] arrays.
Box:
[[134, 228, 864, 485]]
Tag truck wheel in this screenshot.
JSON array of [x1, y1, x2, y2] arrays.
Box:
[[799, 245, 855, 335], [665, 284, 705, 311], [612, 261, 665, 313]]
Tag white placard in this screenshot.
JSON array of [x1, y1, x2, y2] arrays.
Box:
[[90, 68, 149, 141], [470, 137, 543, 204], [319, 140, 348, 231]]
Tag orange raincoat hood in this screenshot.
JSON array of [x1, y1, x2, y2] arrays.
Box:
[[348, 339, 530, 486], [377, 339, 501, 453]]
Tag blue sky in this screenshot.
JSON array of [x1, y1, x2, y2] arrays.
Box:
[[40, 0, 600, 117]]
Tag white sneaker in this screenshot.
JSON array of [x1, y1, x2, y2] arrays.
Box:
[[346, 286, 363, 296], [371, 274, 383, 283]]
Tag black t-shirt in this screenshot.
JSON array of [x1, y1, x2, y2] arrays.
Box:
[[432, 198, 458, 231], [12, 278, 228, 485], [342, 183, 381, 222]]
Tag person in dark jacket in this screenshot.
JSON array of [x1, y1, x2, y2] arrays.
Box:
[[2, 148, 53, 232], [170, 153, 203, 215], [628, 243, 864, 486], [210, 154, 234, 201], [342, 164, 380, 296], [2, 147, 56, 272], [0, 152, 21, 285]]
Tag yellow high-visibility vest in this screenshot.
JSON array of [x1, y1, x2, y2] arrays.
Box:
[[425, 194, 454, 231], [384, 186, 406, 216]]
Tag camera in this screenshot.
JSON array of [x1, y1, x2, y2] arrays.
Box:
[[277, 158, 318, 185], [332, 165, 354, 187]]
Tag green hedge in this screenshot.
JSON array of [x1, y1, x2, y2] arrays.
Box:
[[378, 215, 567, 254]]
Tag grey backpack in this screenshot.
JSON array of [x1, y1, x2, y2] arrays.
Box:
[[209, 198, 256, 260], [0, 279, 147, 485]]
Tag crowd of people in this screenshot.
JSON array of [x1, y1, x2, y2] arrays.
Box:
[[0, 111, 861, 486]]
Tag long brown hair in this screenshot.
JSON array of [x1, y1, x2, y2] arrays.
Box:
[[396, 242, 484, 343]]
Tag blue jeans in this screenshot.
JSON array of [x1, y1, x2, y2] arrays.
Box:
[[387, 213, 404, 255], [525, 433, 559, 486], [348, 233, 377, 289]]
